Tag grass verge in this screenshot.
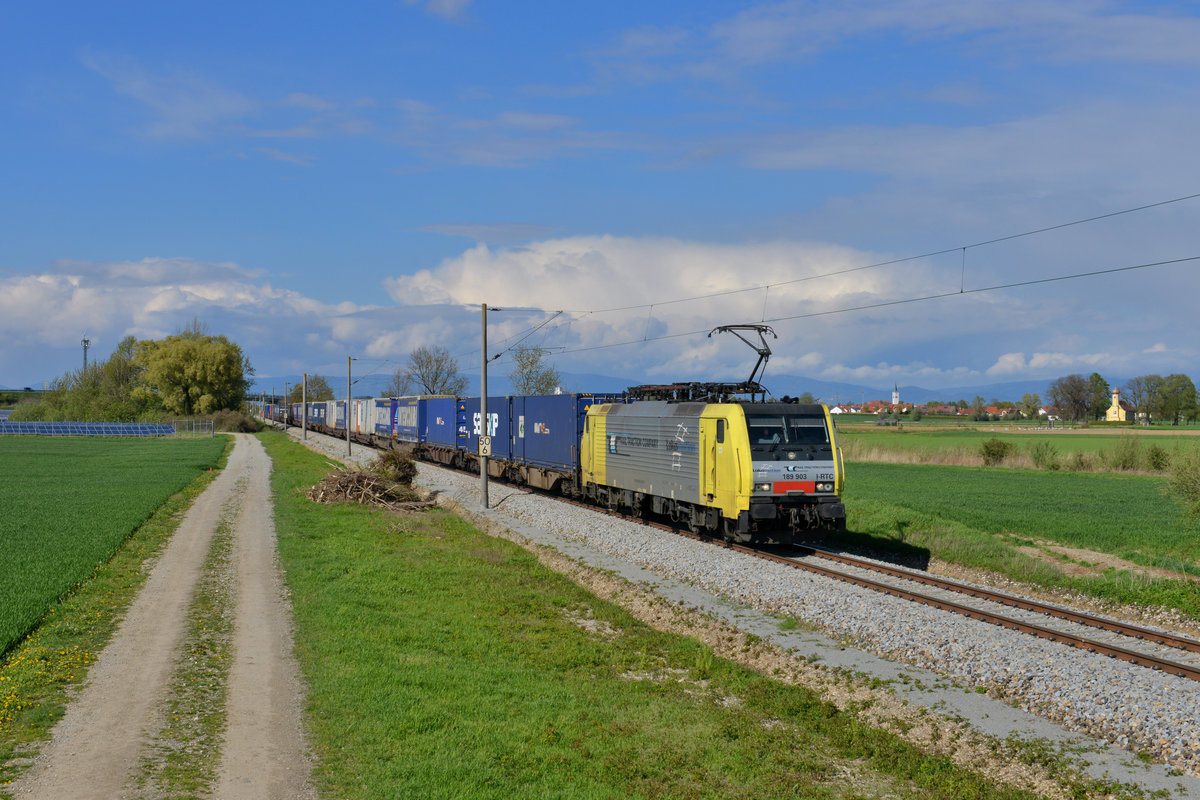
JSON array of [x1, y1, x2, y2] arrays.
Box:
[[132, 492, 236, 798], [264, 429, 1056, 800], [845, 462, 1200, 618], [0, 436, 233, 796]]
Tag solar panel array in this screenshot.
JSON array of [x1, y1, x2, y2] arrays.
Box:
[[0, 422, 174, 437]]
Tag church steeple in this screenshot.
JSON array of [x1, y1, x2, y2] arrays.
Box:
[[892, 383, 900, 406]]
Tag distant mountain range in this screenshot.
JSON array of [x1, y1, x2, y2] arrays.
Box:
[[250, 371, 1083, 406]]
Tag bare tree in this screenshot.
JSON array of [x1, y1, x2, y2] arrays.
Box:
[[386, 367, 411, 397], [1047, 374, 1090, 421], [402, 345, 468, 395], [1125, 374, 1164, 420], [508, 346, 561, 395]]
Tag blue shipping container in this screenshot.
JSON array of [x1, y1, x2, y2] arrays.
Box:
[[459, 396, 513, 461], [423, 397, 459, 447], [514, 393, 624, 469]]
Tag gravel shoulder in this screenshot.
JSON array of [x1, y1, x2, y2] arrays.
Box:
[[285, 425, 1200, 798], [10, 434, 315, 800]]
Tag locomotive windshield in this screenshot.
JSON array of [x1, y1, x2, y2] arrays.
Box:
[[745, 412, 830, 450]]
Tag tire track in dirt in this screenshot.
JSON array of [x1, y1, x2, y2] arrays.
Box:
[[11, 434, 315, 799], [213, 435, 316, 800]]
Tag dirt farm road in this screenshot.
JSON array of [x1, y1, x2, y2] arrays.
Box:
[[11, 434, 316, 800]]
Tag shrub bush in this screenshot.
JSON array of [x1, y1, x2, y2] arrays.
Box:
[[7, 402, 49, 421], [1100, 434, 1142, 471], [1166, 445, 1200, 523], [1146, 443, 1171, 472], [979, 437, 1014, 466], [208, 409, 263, 432], [1066, 451, 1093, 472], [1027, 440, 1060, 470]]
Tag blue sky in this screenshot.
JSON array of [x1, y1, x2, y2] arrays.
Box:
[[2, 0, 1198, 396]]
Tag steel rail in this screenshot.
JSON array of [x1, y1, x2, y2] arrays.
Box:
[[301, 430, 1200, 683], [553, 501, 1200, 682], [698, 537, 1200, 682], [550, 496, 1200, 682], [793, 545, 1200, 655]]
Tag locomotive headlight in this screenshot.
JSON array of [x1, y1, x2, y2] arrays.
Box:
[[816, 482, 832, 492], [757, 482, 771, 492]]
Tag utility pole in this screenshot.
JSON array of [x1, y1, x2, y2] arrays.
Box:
[[302, 373, 307, 441], [346, 356, 352, 458], [284, 382, 289, 428], [480, 303, 489, 509]]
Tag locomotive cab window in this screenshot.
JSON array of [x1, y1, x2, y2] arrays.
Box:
[[746, 413, 830, 448], [716, 419, 725, 443], [786, 417, 829, 446]]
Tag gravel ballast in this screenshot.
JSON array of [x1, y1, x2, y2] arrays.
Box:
[[285, 426, 1200, 795]]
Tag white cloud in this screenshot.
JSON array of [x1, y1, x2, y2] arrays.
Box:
[[255, 147, 315, 166], [635, 1, 1200, 77], [739, 101, 1200, 189], [282, 92, 337, 112], [82, 53, 255, 139], [405, 0, 471, 22], [3, 236, 1193, 391], [0, 258, 380, 381]]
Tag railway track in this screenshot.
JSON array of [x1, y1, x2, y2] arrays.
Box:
[[721, 537, 1200, 682], [285, 422, 1200, 684], [556, 496, 1200, 683]]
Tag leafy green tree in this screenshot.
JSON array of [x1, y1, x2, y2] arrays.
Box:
[[1087, 373, 1110, 420], [1020, 392, 1042, 419], [288, 374, 335, 403], [1158, 374, 1199, 425], [509, 346, 561, 395], [133, 330, 254, 415], [971, 395, 987, 421], [10, 337, 153, 421]]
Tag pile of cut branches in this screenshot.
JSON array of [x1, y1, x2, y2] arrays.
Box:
[[307, 456, 434, 512], [372, 447, 418, 485]]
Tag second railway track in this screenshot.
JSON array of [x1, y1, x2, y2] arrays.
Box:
[[286, 426, 1200, 780], [549, 487, 1200, 682]]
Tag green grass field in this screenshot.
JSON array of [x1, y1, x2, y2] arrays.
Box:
[[0, 436, 226, 655], [262, 431, 1061, 800], [844, 461, 1200, 615], [839, 425, 1200, 469]]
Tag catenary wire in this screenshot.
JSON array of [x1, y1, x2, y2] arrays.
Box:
[[458, 253, 1199, 369], [490, 191, 1200, 317]]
